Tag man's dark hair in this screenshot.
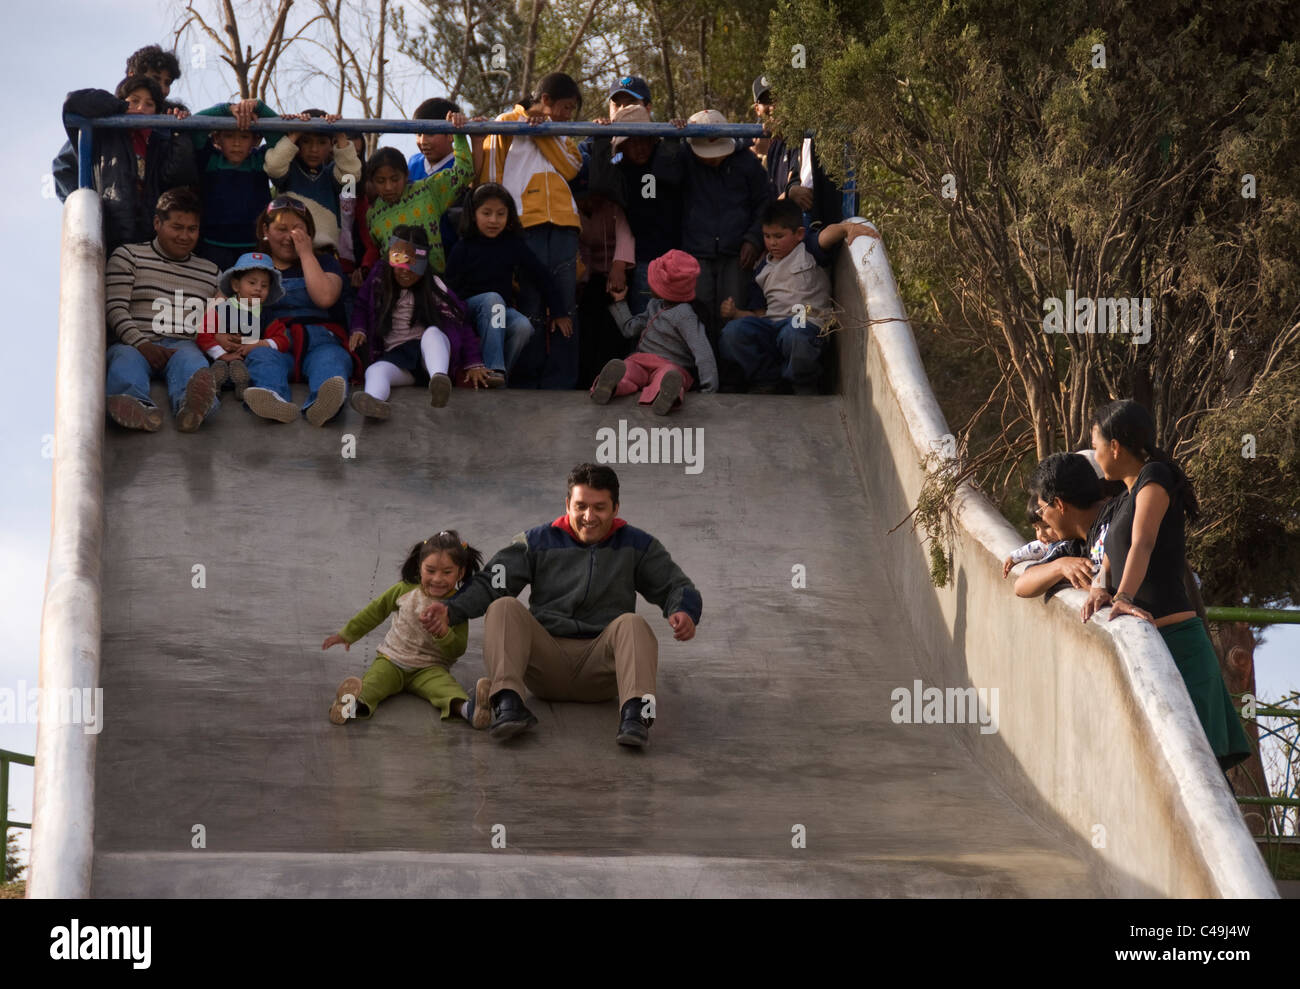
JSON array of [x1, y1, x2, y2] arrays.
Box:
[[567, 463, 619, 505], [414, 98, 460, 121], [125, 45, 182, 82], [1027, 452, 1102, 510], [154, 187, 201, 222], [761, 199, 804, 231]]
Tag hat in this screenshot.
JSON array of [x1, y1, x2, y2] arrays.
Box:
[[609, 75, 651, 103], [387, 235, 428, 276], [686, 109, 735, 159], [610, 104, 653, 149], [219, 252, 285, 304], [647, 249, 700, 303], [752, 74, 773, 104]]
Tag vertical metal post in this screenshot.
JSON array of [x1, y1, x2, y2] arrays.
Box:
[[77, 125, 94, 191], [1, 756, 9, 883]]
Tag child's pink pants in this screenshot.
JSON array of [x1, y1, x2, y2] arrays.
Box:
[[598, 353, 693, 408]]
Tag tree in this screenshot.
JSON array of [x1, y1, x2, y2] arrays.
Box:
[[767, 0, 1300, 609], [4, 813, 23, 885], [175, 0, 308, 101]]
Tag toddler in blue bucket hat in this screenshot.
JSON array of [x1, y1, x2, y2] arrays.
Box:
[[198, 252, 291, 397]]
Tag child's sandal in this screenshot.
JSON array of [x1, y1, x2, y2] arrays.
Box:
[[329, 676, 363, 725]]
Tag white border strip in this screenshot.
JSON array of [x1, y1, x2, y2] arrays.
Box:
[[30, 190, 106, 898]]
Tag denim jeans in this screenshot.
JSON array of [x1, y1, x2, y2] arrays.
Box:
[[243, 346, 294, 402], [106, 338, 218, 418], [300, 323, 353, 416], [465, 292, 534, 374], [719, 315, 825, 392], [514, 223, 579, 389]]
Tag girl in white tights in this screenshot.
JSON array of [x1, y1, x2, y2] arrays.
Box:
[[350, 226, 490, 418]]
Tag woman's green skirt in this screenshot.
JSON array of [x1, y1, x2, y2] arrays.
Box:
[[1159, 617, 1252, 771]]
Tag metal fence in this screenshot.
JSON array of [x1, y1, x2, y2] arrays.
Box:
[[1, 748, 33, 884]]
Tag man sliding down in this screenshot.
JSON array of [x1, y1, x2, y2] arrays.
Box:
[[419, 463, 702, 748]]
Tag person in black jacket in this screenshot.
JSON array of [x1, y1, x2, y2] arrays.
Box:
[[53, 45, 189, 202], [61, 75, 198, 253], [587, 104, 687, 316], [674, 109, 771, 375]]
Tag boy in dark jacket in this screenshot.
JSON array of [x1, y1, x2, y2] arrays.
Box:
[[587, 104, 687, 315], [61, 76, 198, 253], [189, 98, 287, 268], [675, 109, 770, 363]]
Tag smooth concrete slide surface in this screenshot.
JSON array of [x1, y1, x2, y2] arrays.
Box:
[[91, 387, 1102, 897]]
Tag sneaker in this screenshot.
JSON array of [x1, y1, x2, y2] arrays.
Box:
[[488, 688, 538, 740], [464, 677, 492, 730], [175, 367, 217, 433], [615, 696, 653, 748], [349, 390, 391, 420], [428, 372, 452, 408], [228, 359, 251, 399], [651, 370, 683, 416], [591, 359, 625, 405], [106, 394, 163, 432], [209, 361, 230, 391], [329, 676, 363, 725], [306, 376, 347, 427], [243, 386, 299, 423]]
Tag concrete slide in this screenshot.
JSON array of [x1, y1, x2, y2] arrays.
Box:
[[33, 192, 1277, 897]]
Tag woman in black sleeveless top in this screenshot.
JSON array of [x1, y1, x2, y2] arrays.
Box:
[[1081, 400, 1250, 770]]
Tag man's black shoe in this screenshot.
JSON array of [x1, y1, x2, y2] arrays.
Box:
[[489, 688, 538, 740], [615, 697, 652, 748]]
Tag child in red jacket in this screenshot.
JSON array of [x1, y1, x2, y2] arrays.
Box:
[[199, 252, 293, 399]]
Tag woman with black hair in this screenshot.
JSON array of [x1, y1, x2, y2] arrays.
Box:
[[1082, 399, 1251, 770]]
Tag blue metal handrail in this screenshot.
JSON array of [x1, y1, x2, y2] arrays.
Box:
[[65, 114, 771, 192]]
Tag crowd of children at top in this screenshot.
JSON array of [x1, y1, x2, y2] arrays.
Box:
[[58, 46, 877, 431]]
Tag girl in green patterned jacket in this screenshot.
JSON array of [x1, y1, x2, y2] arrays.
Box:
[[322, 530, 490, 728]]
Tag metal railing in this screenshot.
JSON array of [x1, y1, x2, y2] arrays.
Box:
[[1, 748, 33, 884], [64, 114, 772, 192], [1206, 606, 1300, 625]]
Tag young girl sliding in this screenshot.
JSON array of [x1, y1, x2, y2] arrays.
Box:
[[348, 226, 491, 417], [445, 182, 570, 384], [323, 530, 491, 728]]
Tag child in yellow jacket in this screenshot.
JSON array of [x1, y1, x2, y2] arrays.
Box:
[[480, 73, 584, 388]]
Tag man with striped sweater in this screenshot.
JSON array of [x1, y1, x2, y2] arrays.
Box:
[[105, 188, 220, 432]]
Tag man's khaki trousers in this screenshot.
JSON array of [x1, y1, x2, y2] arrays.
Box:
[[482, 597, 657, 706]]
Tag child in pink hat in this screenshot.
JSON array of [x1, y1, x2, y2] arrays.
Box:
[[591, 249, 718, 414]]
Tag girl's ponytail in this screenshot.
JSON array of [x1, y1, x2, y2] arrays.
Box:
[[401, 530, 485, 587]]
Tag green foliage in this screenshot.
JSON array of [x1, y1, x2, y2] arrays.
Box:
[[4, 813, 24, 885], [1186, 372, 1300, 608], [769, 0, 1300, 606]]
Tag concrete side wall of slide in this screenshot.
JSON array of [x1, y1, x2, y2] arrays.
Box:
[[834, 230, 1276, 898], [30, 190, 106, 899]]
